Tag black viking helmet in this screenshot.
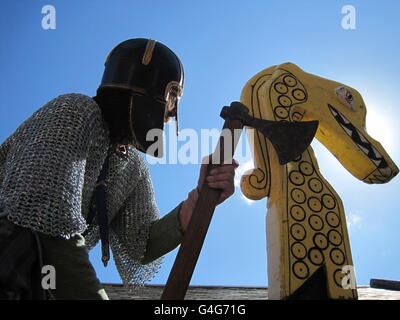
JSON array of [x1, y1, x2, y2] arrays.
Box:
[[97, 38, 184, 157]]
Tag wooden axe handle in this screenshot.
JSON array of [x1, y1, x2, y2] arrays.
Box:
[[161, 117, 244, 300]]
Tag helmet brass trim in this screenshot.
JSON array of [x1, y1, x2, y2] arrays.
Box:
[[142, 39, 157, 66]]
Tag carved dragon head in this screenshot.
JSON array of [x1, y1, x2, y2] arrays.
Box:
[[253, 62, 398, 184]]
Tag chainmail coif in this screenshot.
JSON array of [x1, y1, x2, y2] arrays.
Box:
[[0, 93, 162, 286]]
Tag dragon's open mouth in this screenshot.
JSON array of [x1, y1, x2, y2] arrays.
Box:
[[328, 104, 392, 180]]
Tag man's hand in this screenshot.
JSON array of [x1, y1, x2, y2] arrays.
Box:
[[179, 157, 239, 232]]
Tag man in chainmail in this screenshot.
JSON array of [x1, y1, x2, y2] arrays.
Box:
[[0, 38, 237, 299]]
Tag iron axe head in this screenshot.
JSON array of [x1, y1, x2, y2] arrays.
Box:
[[220, 102, 318, 164]]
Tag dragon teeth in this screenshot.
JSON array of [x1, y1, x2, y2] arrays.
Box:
[[342, 126, 353, 136], [358, 143, 370, 154], [329, 105, 389, 171], [379, 166, 392, 177], [330, 107, 338, 116], [372, 146, 382, 159], [358, 131, 369, 143], [341, 115, 351, 124], [372, 159, 381, 167]]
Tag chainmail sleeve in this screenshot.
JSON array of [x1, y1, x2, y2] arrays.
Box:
[[1, 94, 109, 239], [108, 162, 162, 286]]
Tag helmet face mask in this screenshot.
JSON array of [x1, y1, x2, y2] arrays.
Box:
[[97, 38, 184, 158], [127, 92, 166, 157]]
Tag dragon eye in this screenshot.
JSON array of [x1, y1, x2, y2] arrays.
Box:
[[346, 93, 353, 101], [335, 86, 357, 111]]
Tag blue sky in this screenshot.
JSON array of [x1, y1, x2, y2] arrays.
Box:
[[1, 0, 399, 288]]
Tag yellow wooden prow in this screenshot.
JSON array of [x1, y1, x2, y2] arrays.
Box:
[[240, 63, 398, 299]]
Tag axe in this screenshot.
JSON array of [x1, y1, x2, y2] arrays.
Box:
[[161, 102, 318, 300]]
